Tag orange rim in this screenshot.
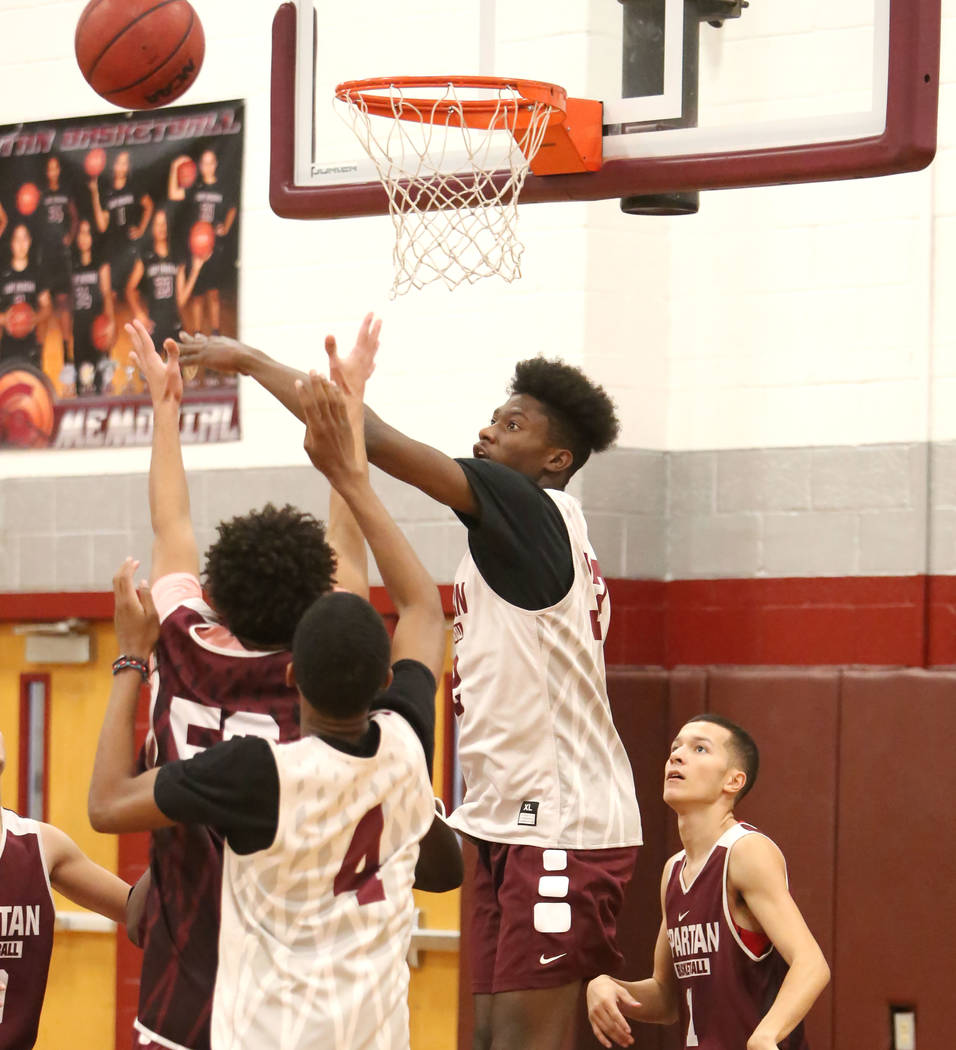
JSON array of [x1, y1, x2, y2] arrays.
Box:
[[335, 75, 568, 131]]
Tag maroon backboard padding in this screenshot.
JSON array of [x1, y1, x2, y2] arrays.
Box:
[[270, 0, 940, 220]]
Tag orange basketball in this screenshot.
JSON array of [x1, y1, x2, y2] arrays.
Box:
[[178, 158, 197, 188], [16, 183, 40, 216], [6, 302, 36, 340], [84, 147, 107, 177], [91, 313, 113, 351], [189, 221, 215, 260], [75, 0, 205, 111], [0, 365, 56, 449]]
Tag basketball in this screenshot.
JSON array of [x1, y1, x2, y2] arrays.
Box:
[[189, 220, 215, 260], [84, 147, 107, 177], [16, 183, 40, 216], [5, 302, 36, 340], [75, 0, 205, 111], [91, 313, 113, 352], [178, 158, 198, 188], [0, 365, 55, 449]]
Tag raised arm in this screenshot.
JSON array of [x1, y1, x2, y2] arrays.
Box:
[[177, 332, 308, 419], [297, 373, 445, 681], [323, 314, 379, 597], [167, 156, 189, 202], [127, 320, 199, 581], [730, 837, 830, 1050], [178, 328, 478, 515], [89, 558, 172, 834]]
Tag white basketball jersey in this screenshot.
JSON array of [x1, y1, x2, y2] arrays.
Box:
[[211, 712, 434, 1050], [447, 488, 641, 849]]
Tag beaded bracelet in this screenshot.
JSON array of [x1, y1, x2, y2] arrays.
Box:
[[112, 655, 150, 681]]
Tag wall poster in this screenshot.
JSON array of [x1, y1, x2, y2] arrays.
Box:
[[0, 99, 244, 450]]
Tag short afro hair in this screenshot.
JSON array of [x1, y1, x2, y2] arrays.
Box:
[[510, 357, 620, 476], [203, 502, 336, 648], [292, 592, 391, 717], [686, 713, 760, 803]]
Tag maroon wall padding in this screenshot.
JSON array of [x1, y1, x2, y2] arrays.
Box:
[[705, 670, 840, 1050], [834, 671, 956, 1050]]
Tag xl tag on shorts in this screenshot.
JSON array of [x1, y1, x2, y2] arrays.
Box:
[[517, 801, 539, 826]]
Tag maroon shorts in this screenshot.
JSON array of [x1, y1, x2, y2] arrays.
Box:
[[469, 840, 638, 994]]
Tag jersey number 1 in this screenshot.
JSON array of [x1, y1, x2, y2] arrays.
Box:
[[333, 805, 386, 905], [685, 988, 699, 1047]]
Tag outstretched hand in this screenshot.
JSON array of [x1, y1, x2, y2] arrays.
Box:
[[126, 320, 182, 407], [177, 331, 244, 375], [112, 557, 159, 661], [296, 372, 360, 486], [586, 976, 638, 1048], [326, 311, 381, 404]]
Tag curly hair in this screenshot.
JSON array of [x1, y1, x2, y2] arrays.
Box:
[[510, 357, 620, 477], [203, 503, 337, 648]]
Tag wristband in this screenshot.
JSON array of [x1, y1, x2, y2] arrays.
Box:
[[112, 655, 150, 681]]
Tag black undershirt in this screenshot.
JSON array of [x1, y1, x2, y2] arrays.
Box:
[[454, 457, 574, 610], [154, 659, 436, 856]]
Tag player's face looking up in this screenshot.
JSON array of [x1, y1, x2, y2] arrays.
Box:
[[473, 394, 570, 483], [663, 723, 746, 808]]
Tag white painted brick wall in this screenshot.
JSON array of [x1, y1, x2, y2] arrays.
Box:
[[0, 0, 954, 482]]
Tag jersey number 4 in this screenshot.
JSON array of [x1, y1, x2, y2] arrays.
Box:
[[333, 805, 386, 905]]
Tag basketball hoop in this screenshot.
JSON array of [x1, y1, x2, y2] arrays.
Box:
[[335, 76, 601, 296]]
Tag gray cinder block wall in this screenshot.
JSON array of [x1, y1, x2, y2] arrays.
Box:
[[1, 441, 954, 593]]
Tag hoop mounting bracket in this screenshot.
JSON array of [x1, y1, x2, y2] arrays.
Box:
[[530, 98, 604, 175]]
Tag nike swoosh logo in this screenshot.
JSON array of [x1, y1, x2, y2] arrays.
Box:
[[678, 910, 691, 921], [539, 953, 567, 965]]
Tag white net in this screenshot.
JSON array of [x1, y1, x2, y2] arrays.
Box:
[[336, 81, 557, 297]]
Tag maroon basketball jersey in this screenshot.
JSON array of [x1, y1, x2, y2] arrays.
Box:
[[135, 578, 300, 1050], [0, 810, 56, 1050], [664, 823, 809, 1050]]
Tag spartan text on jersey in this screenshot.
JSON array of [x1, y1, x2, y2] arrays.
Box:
[[0, 904, 43, 956], [668, 921, 719, 979]]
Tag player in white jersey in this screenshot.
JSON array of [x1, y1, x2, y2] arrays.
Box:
[[87, 320, 457, 1050], [586, 715, 829, 1050], [176, 330, 642, 1050], [89, 370, 447, 1050]]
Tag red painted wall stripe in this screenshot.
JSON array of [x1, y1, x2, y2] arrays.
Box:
[[606, 576, 947, 667], [4, 576, 954, 668]]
